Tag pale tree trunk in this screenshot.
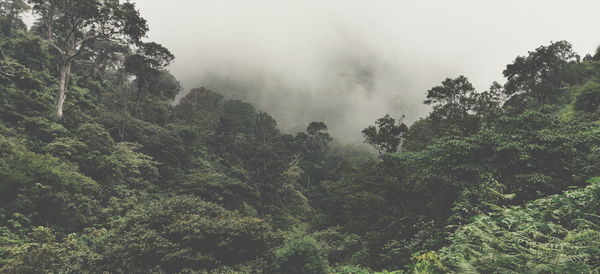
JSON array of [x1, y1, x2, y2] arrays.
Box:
[[56, 58, 72, 117]]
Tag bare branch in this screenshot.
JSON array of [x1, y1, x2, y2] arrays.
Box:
[[47, 40, 65, 56]]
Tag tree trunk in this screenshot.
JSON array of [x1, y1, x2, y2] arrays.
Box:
[[56, 59, 72, 117]]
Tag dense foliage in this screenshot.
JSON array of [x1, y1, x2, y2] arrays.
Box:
[[419, 177, 600, 273], [1, 2, 600, 273]]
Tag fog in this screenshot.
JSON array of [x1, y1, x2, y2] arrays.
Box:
[[132, 0, 600, 142]]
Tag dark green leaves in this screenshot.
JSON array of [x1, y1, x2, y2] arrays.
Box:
[[503, 41, 580, 105], [362, 114, 408, 155]]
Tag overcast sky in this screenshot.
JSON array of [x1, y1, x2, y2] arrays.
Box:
[[130, 0, 600, 142]]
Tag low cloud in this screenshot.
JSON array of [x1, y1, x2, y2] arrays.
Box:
[[133, 0, 600, 142]]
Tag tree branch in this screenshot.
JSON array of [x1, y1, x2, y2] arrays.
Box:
[[47, 40, 65, 56]]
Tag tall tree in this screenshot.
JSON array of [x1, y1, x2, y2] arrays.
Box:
[[424, 76, 476, 121], [362, 114, 408, 156], [424, 75, 475, 107], [28, 0, 148, 117], [124, 42, 177, 115], [422, 76, 486, 137], [80, 40, 130, 75], [503, 41, 580, 105]]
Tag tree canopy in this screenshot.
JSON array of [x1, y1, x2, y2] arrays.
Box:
[[1, 10, 600, 273]]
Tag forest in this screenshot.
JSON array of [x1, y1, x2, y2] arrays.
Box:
[[1, 0, 600, 273]]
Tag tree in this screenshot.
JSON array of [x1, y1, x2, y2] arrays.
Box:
[[420, 76, 498, 139], [271, 232, 330, 274], [593, 45, 600, 61], [0, 226, 64, 273], [124, 42, 177, 106], [424, 76, 476, 121], [574, 82, 600, 114], [97, 196, 279, 273], [292, 122, 333, 187], [28, 0, 149, 117], [362, 114, 408, 156], [424, 75, 475, 107], [292, 122, 333, 166], [503, 41, 580, 105], [0, 136, 102, 232], [173, 87, 223, 127], [306, 121, 333, 148], [79, 40, 130, 75], [0, 0, 30, 35], [470, 81, 505, 118]]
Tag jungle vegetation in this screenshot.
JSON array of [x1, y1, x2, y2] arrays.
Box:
[[1, 1, 600, 273]]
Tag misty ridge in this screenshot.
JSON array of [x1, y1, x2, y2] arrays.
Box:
[[134, 0, 600, 142], [179, 33, 427, 143], [169, 20, 433, 142]]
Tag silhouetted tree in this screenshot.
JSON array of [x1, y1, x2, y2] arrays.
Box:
[[362, 114, 408, 156]]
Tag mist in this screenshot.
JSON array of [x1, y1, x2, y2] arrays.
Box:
[[132, 0, 600, 142]]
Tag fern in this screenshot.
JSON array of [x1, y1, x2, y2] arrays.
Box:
[[433, 178, 600, 273]]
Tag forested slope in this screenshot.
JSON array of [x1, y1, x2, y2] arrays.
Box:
[[1, 1, 600, 273]]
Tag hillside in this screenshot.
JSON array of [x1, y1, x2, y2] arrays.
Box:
[[1, 1, 600, 273]]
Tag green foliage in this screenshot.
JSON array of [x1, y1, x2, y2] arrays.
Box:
[[574, 81, 600, 115], [0, 222, 26, 266], [313, 226, 367, 266], [362, 114, 408, 155], [424, 75, 475, 106], [0, 0, 29, 35], [28, 0, 151, 116], [411, 251, 447, 274], [1, 226, 108, 273], [167, 158, 258, 212], [0, 58, 40, 90], [437, 178, 600, 273], [392, 108, 596, 223], [1, 30, 50, 71], [503, 41, 581, 106], [401, 118, 436, 151], [403, 78, 504, 152], [332, 265, 374, 273], [0, 136, 101, 232], [75, 123, 114, 153], [173, 87, 223, 128], [271, 231, 330, 274], [1, 226, 65, 273], [219, 99, 258, 136], [0, 32, 54, 123], [101, 117, 186, 174], [2, 6, 600, 273], [97, 195, 279, 273], [21, 116, 69, 149]]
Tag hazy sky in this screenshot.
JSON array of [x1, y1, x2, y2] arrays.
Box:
[[131, 0, 600, 142]]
